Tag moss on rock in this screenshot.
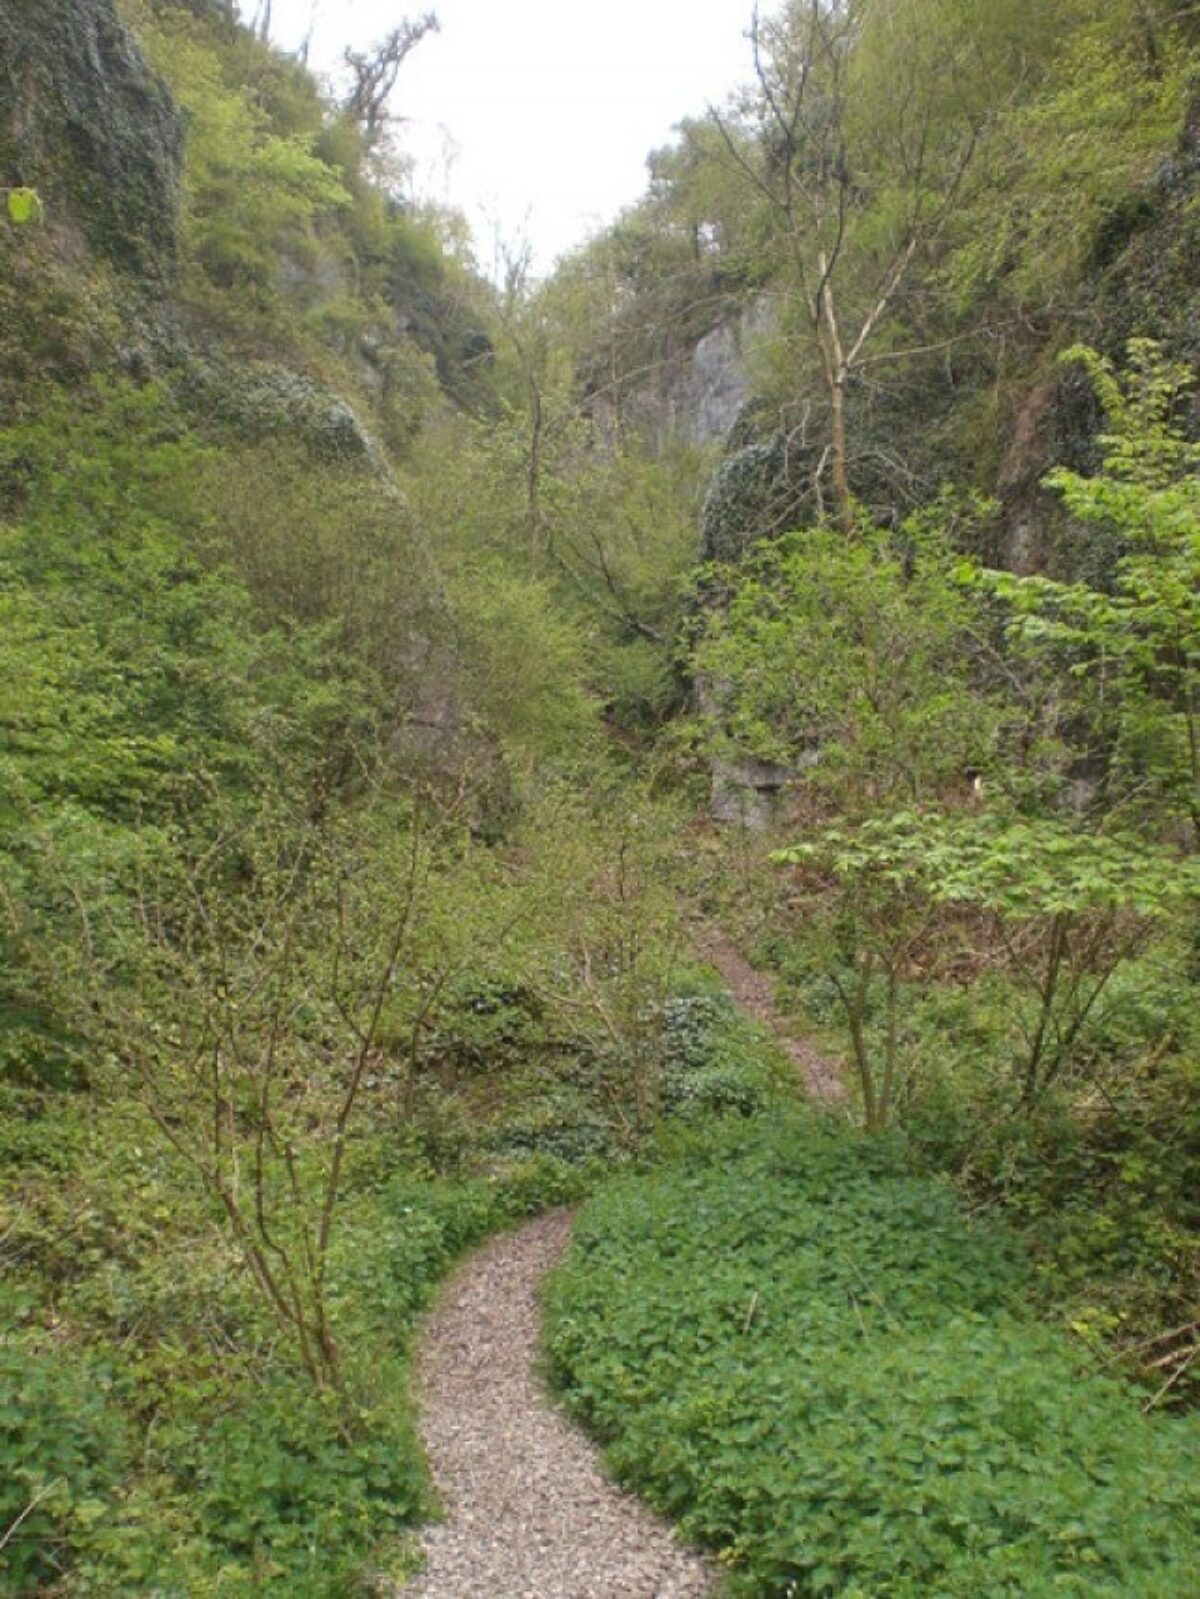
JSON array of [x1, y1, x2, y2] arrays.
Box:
[[0, 0, 183, 282]]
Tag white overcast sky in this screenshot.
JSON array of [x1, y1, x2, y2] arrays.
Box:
[[267, 0, 764, 274]]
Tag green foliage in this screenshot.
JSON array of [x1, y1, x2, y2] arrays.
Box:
[[4, 189, 44, 226], [546, 1119, 1200, 1597], [0, 1338, 128, 1590], [0, 378, 387, 1095], [778, 810, 1197, 921], [776, 808, 1196, 1120], [964, 341, 1200, 835], [135, 8, 348, 319], [191, 438, 445, 698], [897, 941, 1200, 1409], [4, 0, 1198, 1590], [0, 380, 260, 818], [568, 0, 1194, 530], [942, 4, 1193, 311], [659, 987, 785, 1118], [691, 515, 999, 809], [0, 1091, 600, 1594], [405, 329, 706, 741], [448, 562, 599, 764]]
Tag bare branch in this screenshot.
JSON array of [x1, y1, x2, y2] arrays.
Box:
[[343, 13, 440, 151]]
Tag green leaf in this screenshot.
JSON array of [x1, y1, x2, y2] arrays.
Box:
[[6, 188, 44, 226]]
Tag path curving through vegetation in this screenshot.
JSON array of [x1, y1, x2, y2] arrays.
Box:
[[693, 922, 845, 1103], [404, 1208, 713, 1598]]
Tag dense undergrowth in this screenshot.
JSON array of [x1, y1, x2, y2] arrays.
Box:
[[3, 0, 1199, 1591], [758, 934, 1200, 1388], [0, 1091, 588, 1594], [1, 931, 776, 1591], [546, 1117, 1200, 1597]]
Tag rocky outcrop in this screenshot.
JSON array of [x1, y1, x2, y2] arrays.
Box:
[[165, 335, 389, 468], [0, 0, 385, 468], [0, 0, 183, 281], [691, 95, 1200, 822], [660, 298, 775, 447], [601, 297, 775, 453]]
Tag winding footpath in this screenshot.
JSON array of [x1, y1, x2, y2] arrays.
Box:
[[403, 1208, 714, 1598], [691, 922, 845, 1103], [403, 930, 840, 1595]]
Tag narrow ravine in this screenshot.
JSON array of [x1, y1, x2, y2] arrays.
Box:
[[403, 1209, 713, 1598]]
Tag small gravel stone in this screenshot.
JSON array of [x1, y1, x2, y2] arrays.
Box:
[[404, 1210, 714, 1598]]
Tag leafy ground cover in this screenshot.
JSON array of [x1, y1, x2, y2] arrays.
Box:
[[0, 1096, 589, 1597], [1, 972, 775, 1593], [545, 1116, 1200, 1597]]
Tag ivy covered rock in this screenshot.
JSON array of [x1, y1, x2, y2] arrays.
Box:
[[181, 350, 388, 467], [700, 434, 791, 564], [0, 0, 183, 281]]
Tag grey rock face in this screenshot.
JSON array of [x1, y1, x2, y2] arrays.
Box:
[[620, 296, 776, 452], [0, 0, 184, 280], [0, 1, 385, 469], [709, 754, 795, 831], [678, 324, 747, 444], [665, 300, 774, 446]]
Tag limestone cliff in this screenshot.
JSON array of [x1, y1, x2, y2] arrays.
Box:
[[0, 0, 389, 464], [0, 0, 183, 281]]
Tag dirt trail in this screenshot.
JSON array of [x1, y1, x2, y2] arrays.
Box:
[[403, 1209, 713, 1598], [691, 922, 845, 1102]]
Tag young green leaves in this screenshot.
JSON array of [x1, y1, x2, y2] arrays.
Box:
[[5, 188, 44, 226]]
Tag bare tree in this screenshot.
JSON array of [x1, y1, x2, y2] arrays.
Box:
[[50, 793, 481, 1403], [711, 1, 980, 532], [344, 13, 440, 153], [489, 236, 556, 578], [297, 0, 320, 65], [250, 0, 272, 40]]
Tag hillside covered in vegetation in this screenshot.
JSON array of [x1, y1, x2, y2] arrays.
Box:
[[1, 0, 1197, 1594]]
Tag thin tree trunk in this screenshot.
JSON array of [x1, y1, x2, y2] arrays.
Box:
[[816, 271, 854, 536], [1022, 912, 1069, 1108], [881, 965, 899, 1127], [528, 383, 544, 578], [833, 954, 877, 1128], [828, 376, 853, 535]]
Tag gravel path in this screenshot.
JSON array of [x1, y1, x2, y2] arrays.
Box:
[[404, 1208, 714, 1598]]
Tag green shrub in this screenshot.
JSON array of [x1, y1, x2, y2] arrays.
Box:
[[546, 1118, 1200, 1596], [0, 1338, 128, 1591], [660, 990, 785, 1119], [0, 1130, 598, 1596], [485, 1094, 618, 1165], [172, 1380, 420, 1593]]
